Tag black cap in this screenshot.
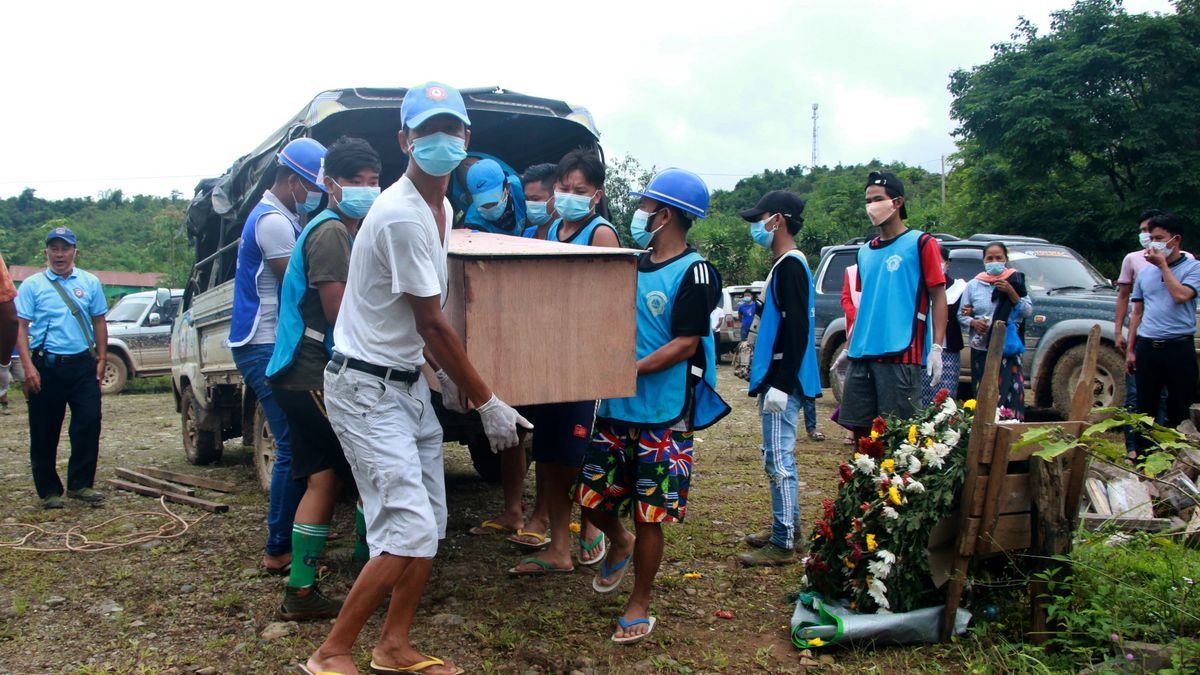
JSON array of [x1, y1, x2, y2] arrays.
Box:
[[866, 171, 907, 219], [739, 190, 806, 224]]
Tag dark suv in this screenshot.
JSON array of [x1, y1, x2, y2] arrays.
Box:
[[813, 233, 1144, 417]]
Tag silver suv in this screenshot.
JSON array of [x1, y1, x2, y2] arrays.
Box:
[[102, 288, 182, 394]]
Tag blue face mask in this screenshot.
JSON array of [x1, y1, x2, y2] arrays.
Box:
[[476, 194, 508, 222], [749, 215, 776, 249], [555, 191, 596, 222], [296, 188, 323, 215], [335, 184, 380, 219], [525, 201, 552, 227], [985, 262, 1006, 276], [629, 208, 662, 249], [408, 132, 467, 177]]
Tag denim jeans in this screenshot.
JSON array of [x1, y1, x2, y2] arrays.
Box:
[[1124, 372, 1169, 455], [233, 343, 304, 556], [760, 391, 803, 549], [801, 397, 818, 434]]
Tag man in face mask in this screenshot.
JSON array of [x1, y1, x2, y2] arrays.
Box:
[[229, 136, 327, 576], [545, 149, 620, 247], [736, 190, 822, 567], [265, 136, 381, 622], [1125, 211, 1200, 458], [738, 292, 756, 341], [464, 158, 527, 235], [303, 82, 529, 675], [521, 163, 557, 239], [841, 172, 947, 441]]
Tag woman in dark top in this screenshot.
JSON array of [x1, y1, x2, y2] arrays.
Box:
[[922, 246, 967, 406]]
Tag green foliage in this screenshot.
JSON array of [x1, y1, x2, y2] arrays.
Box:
[[603, 154, 654, 248], [0, 188, 190, 288], [946, 0, 1200, 276]]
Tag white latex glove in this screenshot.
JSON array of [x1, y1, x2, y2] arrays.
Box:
[[477, 394, 534, 453], [434, 369, 469, 413], [0, 363, 10, 392], [926, 343, 944, 385], [830, 348, 849, 376], [762, 387, 788, 414]]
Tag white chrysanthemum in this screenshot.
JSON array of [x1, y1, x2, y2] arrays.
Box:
[[942, 428, 961, 448], [907, 454, 923, 475], [876, 549, 897, 565], [933, 410, 950, 425], [867, 557, 893, 579], [905, 479, 926, 493], [800, 574, 809, 588], [882, 506, 899, 519], [920, 421, 938, 438], [924, 451, 946, 471], [941, 398, 958, 414], [867, 577, 890, 609], [854, 453, 877, 475]]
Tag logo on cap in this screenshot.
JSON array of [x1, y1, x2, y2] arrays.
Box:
[[55, 227, 67, 234], [426, 86, 447, 101]]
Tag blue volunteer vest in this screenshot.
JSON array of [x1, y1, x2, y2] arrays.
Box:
[[847, 229, 931, 360], [228, 199, 298, 347], [265, 209, 342, 380], [749, 251, 821, 398], [546, 214, 616, 246], [598, 251, 730, 430]]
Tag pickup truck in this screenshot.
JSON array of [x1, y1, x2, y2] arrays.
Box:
[[812, 233, 1172, 417], [171, 86, 602, 490], [101, 288, 182, 395]]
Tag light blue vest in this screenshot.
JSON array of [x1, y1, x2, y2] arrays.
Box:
[[228, 199, 297, 347], [598, 251, 730, 430], [847, 229, 931, 360], [749, 251, 821, 398], [463, 174, 528, 236], [265, 209, 341, 380], [546, 214, 616, 246]]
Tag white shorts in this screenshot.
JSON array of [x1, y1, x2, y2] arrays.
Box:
[[324, 364, 445, 559]]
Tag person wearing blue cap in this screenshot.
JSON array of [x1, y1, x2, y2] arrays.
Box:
[[304, 81, 527, 675], [229, 136, 327, 576], [15, 227, 109, 509], [266, 136, 383, 622], [463, 158, 527, 235], [573, 168, 729, 645]]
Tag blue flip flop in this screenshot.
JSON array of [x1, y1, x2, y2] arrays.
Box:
[[592, 552, 632, 594], [611, 615, 657, 644]]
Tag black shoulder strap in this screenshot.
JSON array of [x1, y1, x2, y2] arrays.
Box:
[[49, 278, 98, 357]]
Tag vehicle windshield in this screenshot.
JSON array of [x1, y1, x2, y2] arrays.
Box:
[[107, 298, 151, 323], [1005, 249, 1110, 292]]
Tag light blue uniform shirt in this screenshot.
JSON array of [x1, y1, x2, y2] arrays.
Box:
[[1131, 253, 1200, 340], [958, 277, 1033, 347], [15, 267, 107, 355]]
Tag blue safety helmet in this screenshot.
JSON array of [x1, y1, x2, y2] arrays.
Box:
[[277, 138, 328, 192], [629, 167, 709, 218]]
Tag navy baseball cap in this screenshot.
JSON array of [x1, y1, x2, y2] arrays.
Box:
[[46, 226, 77, 246], [401, 82, 471, 129], [740, 190, 806, 223]]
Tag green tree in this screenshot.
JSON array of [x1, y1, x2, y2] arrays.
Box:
[[946, 0, 1200, 273], [604, 154, 655, 247]]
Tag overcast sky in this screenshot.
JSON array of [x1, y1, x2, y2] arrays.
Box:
[[0, 0, 1176, 200]]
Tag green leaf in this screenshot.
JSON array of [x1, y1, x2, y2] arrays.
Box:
[[1033, 440, 1078, 461], [1081, 417, 1127, 437], [1140, 452, 1174, 477], [1014, 427, 1056, 450]]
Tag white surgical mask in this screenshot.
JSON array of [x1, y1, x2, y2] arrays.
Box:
[[1138, 232, 1152, 249]]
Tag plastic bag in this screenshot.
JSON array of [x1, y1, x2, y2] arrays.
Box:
[[791, 592, 971, 648]]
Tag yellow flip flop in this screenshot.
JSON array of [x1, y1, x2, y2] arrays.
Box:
[[370, 656, 464, 674], [507, 529, 551, 550], [297, 659, 346, 674], [468, 519, 513, 536]]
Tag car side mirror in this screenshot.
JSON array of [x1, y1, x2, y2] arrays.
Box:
[[147, 312, 162, 327]]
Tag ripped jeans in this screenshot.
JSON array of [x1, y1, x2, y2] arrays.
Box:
[[759, 390, 804, 550]]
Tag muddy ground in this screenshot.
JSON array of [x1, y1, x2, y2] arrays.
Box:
[[0, 370, 968, 673]]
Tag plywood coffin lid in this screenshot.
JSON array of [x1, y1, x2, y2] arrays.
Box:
[[448, 229, 641, 260]]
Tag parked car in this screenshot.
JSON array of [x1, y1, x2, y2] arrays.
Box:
[[813, 233, 1157, 417], [102, 288, 182, 395], [172, 86, 602, 490], [716, 282, 763, 356]]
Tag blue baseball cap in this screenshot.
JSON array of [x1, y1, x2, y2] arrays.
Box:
[[467, 159, 506, 205], [46, 226, 77, 246], [401, 82, 471, 130]]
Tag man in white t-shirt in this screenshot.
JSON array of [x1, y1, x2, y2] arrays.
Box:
[[303, 82, 530, 675]]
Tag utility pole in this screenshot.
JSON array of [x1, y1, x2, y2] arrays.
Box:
[[811, 103, 819, 171], [940, 155, 947, 205]]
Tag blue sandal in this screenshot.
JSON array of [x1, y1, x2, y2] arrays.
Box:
[[611, 615, 657, 644], [592, 552, 632, 594]]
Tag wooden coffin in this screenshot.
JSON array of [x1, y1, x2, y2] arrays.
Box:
[[444, 230, 640, 406]]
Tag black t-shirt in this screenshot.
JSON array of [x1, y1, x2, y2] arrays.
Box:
[[751, 255, 811, 397], [638, 247, 721, 382]]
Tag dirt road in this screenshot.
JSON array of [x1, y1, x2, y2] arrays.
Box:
[[0, 370, 867, 673]]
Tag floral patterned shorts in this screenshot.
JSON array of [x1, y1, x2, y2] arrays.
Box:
[[573, 421, 694, 523]]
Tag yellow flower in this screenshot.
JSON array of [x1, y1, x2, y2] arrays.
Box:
[[888, 486, 903, 505], [880, 459, 896, 474], [683, 572, 703, 579], [869, 429, 880, 440], [925, 437, 934, 448], [569, 522, 582, 534], [907, 425, 917, 444], [964, 399, 977, 410], [866, 534, 878, 551], [808, 637, 826, 647], [843, 556, 856, 570]]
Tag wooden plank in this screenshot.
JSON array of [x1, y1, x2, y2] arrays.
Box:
[[970, 473, 1032, 517], [135, 467, 236, 493], [979, 425, 1018, 553], [106, 479, 229, 513], [1065, 325, 1103, 525], [1029, 454, 1072, 644], [449, 229, 640, 259], [961, 513, 1033, 555], [989, 422, 1085, 462], [1086, 477, 1111, 515], [1080, 513, 1173, 532], [114, 468, 195, 496]]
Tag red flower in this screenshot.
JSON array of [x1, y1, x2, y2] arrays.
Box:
[[852, 517, 863, 532], [815, 519, 834, 541], [851, 542, 864, 562], [822, 499, 835, 521], [807, 554, 830, 573], [857, 437, 885, 459], [872, 416, 887, 435], [838, 463, 854, 485], [860, 502, 872, 514], [933, 388, 949, 405]]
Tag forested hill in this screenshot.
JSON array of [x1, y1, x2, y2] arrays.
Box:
[[0, 188, 191, 287]]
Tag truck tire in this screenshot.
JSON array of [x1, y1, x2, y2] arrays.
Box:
[[182, 389, 222, 465], [252, 402, 276, 495], [468, 435, 502, 483], [1050, 343, 1126, 418], [100, 353, 127, 396]]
